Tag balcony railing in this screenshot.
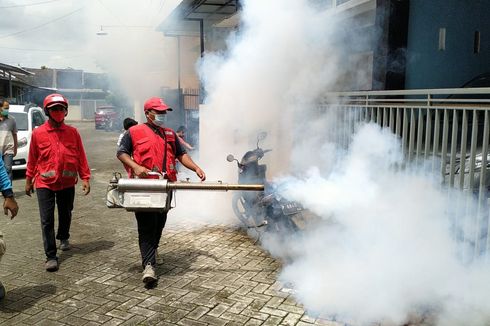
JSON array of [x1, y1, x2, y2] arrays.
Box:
[[319, 87, 490, 259]]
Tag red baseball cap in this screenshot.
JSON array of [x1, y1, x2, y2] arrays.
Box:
[[143, 97, 172, 112]]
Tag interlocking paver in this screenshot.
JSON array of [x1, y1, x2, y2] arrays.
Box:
[[245, 318, 264, 326], [105, 309, 134, 320], [220, 311, 250, 324], [282, 312, 303, 326], [120, 315, 146, 325], [262, 315, 285, 326], [177, 318, 208, 326], [82, 311, 113, 323], [198, 314, 228, 326]]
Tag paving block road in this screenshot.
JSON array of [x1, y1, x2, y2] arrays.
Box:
[[0, 122, 340, 326]]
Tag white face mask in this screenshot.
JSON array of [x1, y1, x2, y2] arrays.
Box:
[[149, 112, 167, 127]]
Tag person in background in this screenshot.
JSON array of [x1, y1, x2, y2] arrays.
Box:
[[0, 155, 20, 300], [176, 126, 194, 151], [0, 100, 18, 181], [117, 117, 138, 147], [25, 93, 91, 272], [117, 97, 205, 287]]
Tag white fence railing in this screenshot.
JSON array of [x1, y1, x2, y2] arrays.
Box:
[[319, 88, 490, 259]]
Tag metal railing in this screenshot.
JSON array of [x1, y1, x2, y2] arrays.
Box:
[[319, 87, 490, 259]]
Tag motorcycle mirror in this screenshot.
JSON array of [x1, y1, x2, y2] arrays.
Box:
[[257, 131, 267, 141], [226, 154, 235, 162], [256, 131, 267, 148]]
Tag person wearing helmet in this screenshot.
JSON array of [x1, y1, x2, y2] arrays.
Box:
[[117, 97, 205, 287], [25, 93, 91, 272]]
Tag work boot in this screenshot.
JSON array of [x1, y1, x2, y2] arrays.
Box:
[[0, 281, 5, 300], [142, 263, 157, 284], [60, 239, 70, 251], [45, 259, 58, 272]]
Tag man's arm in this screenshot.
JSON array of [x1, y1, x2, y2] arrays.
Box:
[[116, 132, 149, 178], [0, 157, 17, 219], [25, 130, 39, 196], [12, 119, 17, 157], [117, 153, 150, 178], [75, 131, 91, 195], [178, 154, 206, 181], [177, 135, 194, 151], [12, 133, 17, 157]]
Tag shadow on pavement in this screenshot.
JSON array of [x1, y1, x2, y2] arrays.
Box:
[[157, 247, 221, 276], [0, 284, 56, 312], [126, 246, 221, 276], [59, 240, 115, 263]]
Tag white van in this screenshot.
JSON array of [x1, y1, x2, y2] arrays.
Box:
[[9, 104, 46, 171]]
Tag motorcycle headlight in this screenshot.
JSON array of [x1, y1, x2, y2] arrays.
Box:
[[18, 137, 28, 148]]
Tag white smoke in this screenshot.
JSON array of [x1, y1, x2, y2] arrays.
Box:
[[274, 124, 490, 325], [196, 0, 490, 325], [199, 0, 342, 177]]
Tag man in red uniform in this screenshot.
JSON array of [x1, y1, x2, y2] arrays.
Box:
[[117, 97, 205, 286], [25, 94, 91, 272]]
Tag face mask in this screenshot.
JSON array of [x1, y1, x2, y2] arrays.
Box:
[[152, 113, 167, 127], [1, 109, 8, 117], [50, 110, 66, 123]]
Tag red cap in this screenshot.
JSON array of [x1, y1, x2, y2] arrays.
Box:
[[143, 97, 172, 112]]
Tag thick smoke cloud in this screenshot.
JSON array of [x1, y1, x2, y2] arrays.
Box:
[[197, 0, 490, 325], [276, 124, 490, 325], [199, 0, 342, 179]]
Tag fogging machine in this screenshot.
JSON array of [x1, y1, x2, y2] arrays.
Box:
[[106, 172, 264, 213]]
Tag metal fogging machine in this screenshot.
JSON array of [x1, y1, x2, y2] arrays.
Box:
[[106, 172, 264, 213]]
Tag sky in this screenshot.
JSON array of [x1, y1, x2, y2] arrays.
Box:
[[0, 0, 182, 72]]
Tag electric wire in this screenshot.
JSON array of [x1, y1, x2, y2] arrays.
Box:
[[96, 0, 126, 27], [0, 0, 65, 9], [0, 7, 84, 40]]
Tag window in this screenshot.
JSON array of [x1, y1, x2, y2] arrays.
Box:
[[32, 111, 45, 128], [10, 113, 28, 131]]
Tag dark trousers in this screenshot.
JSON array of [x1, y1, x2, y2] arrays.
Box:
[[135, 211, 167, 268], [37, 187, 75, 260]]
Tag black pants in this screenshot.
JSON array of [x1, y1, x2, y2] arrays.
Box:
[[37, 187, 75, 260], [135, 211, 167, 268]]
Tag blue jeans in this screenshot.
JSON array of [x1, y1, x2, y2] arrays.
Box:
[[2, 154, 13, 181]]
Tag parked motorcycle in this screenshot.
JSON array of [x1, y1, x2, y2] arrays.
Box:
[[227, 132, 313, 234]]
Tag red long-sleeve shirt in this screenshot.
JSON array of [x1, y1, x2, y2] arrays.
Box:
[[26, 121, 91, 191]]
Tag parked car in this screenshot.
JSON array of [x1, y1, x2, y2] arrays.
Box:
[[95, 106, 121, 131], [9, 104, 47, 171]]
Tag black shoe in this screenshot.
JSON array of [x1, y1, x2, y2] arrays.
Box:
[[45, 259, 58, 272], [60, 239, 71, 251], [0, 281, 5, 300]]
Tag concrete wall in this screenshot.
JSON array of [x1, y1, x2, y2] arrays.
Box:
[[405, 0, 490, 89], [65, 105, 82, 121]]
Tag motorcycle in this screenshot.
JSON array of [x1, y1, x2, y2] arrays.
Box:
[[227, 132, 312, 235]]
